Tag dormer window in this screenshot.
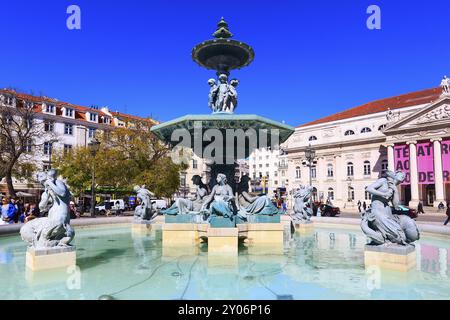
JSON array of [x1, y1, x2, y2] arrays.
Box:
[[308, 135, 318, 141], [64, 107, 74, 118], [44, 103, 55, 114], [344, 130, 355, 136], [89, 113, 98, 122], [25, 101, 34, 109], [102, 116, 111, 125], [361, 127, 372, 133], [1, 95, 15, 106]]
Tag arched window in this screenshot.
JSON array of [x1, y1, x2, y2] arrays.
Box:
[[311, 166, 317, 179], [344, 130, 355, 136], [348, 186, 355, 201], [328, 188, 334, 200], [381, 159, 388, 171], [295, 166, 301, 179], [347, 162, 354, 177], [361, 127, 372, 133], [327, 164, 334, 178], [308, 135, 318, 141], [364, 161, 371, 176], [378, 124, 387, 131]]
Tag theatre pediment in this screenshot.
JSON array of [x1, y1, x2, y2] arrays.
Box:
[[384, 97, 450, 133]]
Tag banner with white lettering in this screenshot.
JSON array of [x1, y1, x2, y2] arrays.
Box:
[[442, 139, 450, 184], [416, 141, 434, 184], [394, 144, 410, 185]]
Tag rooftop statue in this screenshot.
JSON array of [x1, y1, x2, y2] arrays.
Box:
[[441, 75, 450, 95], [162, 175, 209, 215], [201, 173, 236, 219], [236, 175, 280, 220], [292, 185, 313, 223], [361, 170, 420, 246], [20, 170, 75, 248], [134, 185, 156, 221]]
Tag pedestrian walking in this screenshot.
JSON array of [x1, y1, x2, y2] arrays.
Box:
[[362, 201, 367, 212], [444, 204, 450, 226], [357, 200, 362, 213], [417, 202, 425, 214]]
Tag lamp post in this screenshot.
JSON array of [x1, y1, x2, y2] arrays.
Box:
[[88, 138, 101, 217], [47, 139, 58, 169], [304, 144, 316, 207]]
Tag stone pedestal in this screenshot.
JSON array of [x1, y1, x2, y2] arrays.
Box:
[[295, 221, 314, 234], [26, 246, 76, 271], [162, 223, 199, 247], [207, 227, 238, 254], [364, 244, 416, 272], [246, 223, 284, 245]]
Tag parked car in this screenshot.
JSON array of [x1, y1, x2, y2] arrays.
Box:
[[151, 199, 167, 210], [392, 205, 418, 219], [312, 203, 341, 217], [96, 199, 126, 215]]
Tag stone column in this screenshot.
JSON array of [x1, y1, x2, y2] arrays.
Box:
[[408, 141, 420, 208], [387, 144, 395, 172], [432, 138, 446, 207], [335, 155, 343, 206]]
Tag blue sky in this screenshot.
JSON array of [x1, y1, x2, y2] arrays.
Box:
[[1, 0, 449, 126]]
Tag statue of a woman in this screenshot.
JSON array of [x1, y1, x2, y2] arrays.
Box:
[[134, 185, 155, 221], [162, 175, 208, 215], [236, 175, 280, 219], [361, 170, 420, 246], [201, 173, 235, 218]]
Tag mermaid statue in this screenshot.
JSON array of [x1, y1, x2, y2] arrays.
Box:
[[361, 170, 420, 246], [162, 175, 209, 215], [236, 175, 280, 220], [292, 185, 313, 223], [201, 173, 236, 219]]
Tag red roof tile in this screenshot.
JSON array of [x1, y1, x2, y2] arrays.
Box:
[[298, 87, 442, 127]]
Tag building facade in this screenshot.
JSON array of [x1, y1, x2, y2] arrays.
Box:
[[0, 89, 156, 197], [285, 84, 449, 211]]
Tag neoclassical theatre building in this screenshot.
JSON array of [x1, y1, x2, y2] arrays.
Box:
[[285, 82, 450, 210]]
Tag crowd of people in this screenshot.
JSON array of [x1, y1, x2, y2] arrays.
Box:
[[0, 197, 80, 225]]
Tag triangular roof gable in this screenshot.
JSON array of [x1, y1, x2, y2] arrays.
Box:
[[383, 95, 450, 133]]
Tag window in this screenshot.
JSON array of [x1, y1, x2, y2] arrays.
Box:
[[5, 115, 13, 124], [64, 144, 72, 155], [348, 186, 355, 201], [192, 159, 198, 169], [25, 139, 33, 153], [64, 108, 74, 118], [328, 188, 334, 200], [378, 124, 387, 131], [381, 159, 388, 171], [282, 170, 285, 177], [266, 172, 270, 178], [259, 156, 262, 160], [365, 188, 371, 201], [361, 127, 372, 133], [43, 142, 53, 155], [347, 162, 354, 177], [103, 117, 111, 124], [274, 171, 278, 177], [43, 164, 51, 171], [252, 173, 256, 180], [88, 128, 96, 138], [253, 165, 256, 169], [180, 175, 186, 187], [311, 166, 317, 179], [274, 181, 278, 185], [45, 104, 55, 113], [364, 161, 371, 176], [64, 123, 73, 135], [44, 121, 54, 132], [259, 164, 262, 168], [344, 130, 355, 136], [308, 135, 318, 141], [327, 164, 334, 178], [89, 113, 98, 122], [266, 164, 269, 167], [295, 166, 301, 179]]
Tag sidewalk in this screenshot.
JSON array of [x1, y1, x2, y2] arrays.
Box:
[[339, 211, 447, 223]]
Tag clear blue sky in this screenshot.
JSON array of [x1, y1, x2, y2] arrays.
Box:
[[1, 0, 449, 126]]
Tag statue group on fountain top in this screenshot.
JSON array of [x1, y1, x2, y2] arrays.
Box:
[[161, 173, 281, 221], [20, 169, 75, 249], [292, 184, 313, 223], [361, 170, 420, 246], [441, 75, 450, 96], [134, 185, 157, 222], [208, 74, 239, 113]]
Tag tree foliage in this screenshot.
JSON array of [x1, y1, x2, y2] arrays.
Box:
[[54, 125, 185, 199]]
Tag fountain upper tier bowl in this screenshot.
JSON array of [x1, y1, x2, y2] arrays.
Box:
[[150, 113, 294, 161]]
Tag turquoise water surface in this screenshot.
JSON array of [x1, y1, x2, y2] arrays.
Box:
[[0, 225, 449, 300]]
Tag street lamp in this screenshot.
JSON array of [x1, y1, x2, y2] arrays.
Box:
[[47, 139, 59, 169], [88, 138, 101, 217], [304, 144, 316, 207]]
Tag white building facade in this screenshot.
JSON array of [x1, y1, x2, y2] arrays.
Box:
[[285, 85, 449, 211]]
